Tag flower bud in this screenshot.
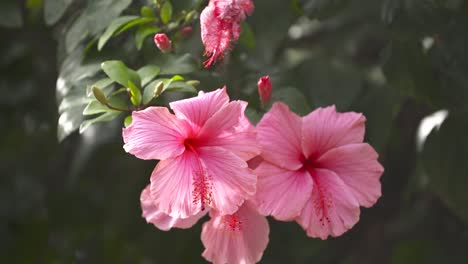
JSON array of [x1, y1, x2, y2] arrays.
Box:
[[257, 75, 272, 106], [154, 33, 172, 53], [181, 26, 193, 38]]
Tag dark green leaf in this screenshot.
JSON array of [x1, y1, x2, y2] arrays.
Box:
[[382, 40, 439, 105], [98, 16, 140, 51], [137, 65, 161, 86], [101, 60, 141, 88], [44, 0, 73, 25], [160, 1, 173, 24], [65, 0, 132, 53], [239, 22, 256, 49], [422, 113, 468, 224], [0, 1, 22, 28]]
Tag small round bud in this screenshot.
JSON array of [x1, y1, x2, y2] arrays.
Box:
[[154, 33, 172, 53]]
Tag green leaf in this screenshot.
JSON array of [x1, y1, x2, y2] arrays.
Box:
[[239, 22, 256, 49], [135, 25, 161, 50], [115, 17, 155, 35], [98, 16, 140, 51], [140, 6, 155, 18], [101, 60, 141, 88], [44, 0, 73, 25], [160, 1, 173, 24], [422, 113, 468, 224], [124, 115, 133, 127], [79, 111, 121, 133], [137, 65, 161, 86], [128, 81, 142, 106], [271, 87, 311, 116], [0, 0, 22, 28], [165, 81, 197, 93]]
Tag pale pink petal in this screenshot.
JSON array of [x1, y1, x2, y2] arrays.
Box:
[[296, 168, 360, 240], [201, 202, 269, 264], [198, 146, 257, 216], [197, 101, 245, 139], [199, 101, 260, 160], [254, 162, 312, 221], [257, 102, 303, 170], [239, 0, 254, 15], [140, 185, 207, 231], [302, 106, 366, 159], [316, 143, 384, 207], [149, 151, 202, 218], [169, 88, 229, 129], [122, 107, 189, 160]]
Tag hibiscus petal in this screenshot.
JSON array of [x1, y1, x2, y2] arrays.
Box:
[[302, 106, 366, 159], [199, 101, 260, 160], [257, 102, 303, 170], [149, 151, 201, 218], [140, 185, 207, 231], [169, 88, 229, 130], [201, 202, 269, 264], [254, 162, 312, 221], [123, 107, 189, 160], [198, 146, 257, 216], [316, 143, 384, 207], [296, 168, 360, 240]]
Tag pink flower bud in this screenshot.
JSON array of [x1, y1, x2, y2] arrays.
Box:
[[181, 26, 193, 38], [257, 75, 272, 105], [154, 33, 172, 53]]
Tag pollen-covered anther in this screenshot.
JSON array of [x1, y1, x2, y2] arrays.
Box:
[[192, 170, 213, 211], [225, 213, 242, 231]]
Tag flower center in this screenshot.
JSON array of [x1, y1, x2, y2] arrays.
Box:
[[184, 139, 212, 211], [225, 213, 242, 232]]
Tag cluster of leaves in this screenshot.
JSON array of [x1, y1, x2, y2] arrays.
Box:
[[1, 0, 468, 263]]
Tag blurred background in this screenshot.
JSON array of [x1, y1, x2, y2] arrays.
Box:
[[1, 0, 468, 263]]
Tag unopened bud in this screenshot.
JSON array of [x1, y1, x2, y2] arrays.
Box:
[[257, 75, 272, 106], [92, 86, 108, 105], [154, 81, 165, 97], [181, 26, 193, 38], [154, 33, 172, 53]]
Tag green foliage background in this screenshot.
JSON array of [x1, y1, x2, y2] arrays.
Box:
[[1, 0, 468, 263]]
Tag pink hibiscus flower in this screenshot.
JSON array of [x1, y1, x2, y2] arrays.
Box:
[[123, 88, 259, 219], [141, 190, 269, 264], [201, 201, 269, 264], [254, 102, 384, 239], [200, 0, 254, 68]]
